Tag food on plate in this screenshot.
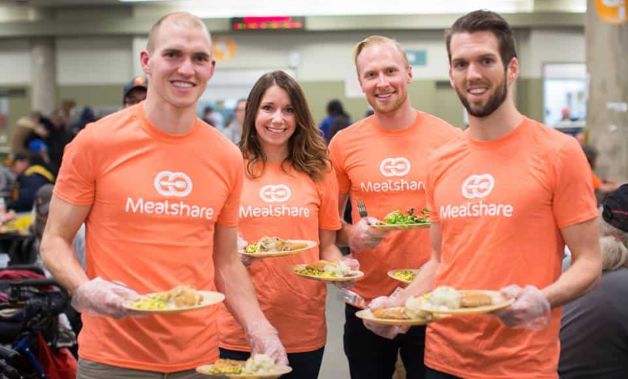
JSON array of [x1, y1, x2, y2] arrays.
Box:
[[205, 354, 276, 375], [425, 286, 494, 310], [371, 297, 431, 320], [244, 236, 307, 254], [460, 291, 493, 308], [379, 208, 430, 225], [391, 270, 415, 283], [131, 285, 202, 310], [295, 260, 357, 278]]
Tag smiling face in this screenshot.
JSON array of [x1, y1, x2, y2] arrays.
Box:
[[356, 41, 412, 115], [448, 31, 517, 118], [140, 15, 215, 111], [254, 85, 297, 158]]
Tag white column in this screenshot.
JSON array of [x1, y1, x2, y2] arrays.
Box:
[[31, 38, 57, 115]]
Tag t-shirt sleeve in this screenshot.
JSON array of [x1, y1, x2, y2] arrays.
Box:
[[217, 152, 244, 227], [317, 167, 342, 231], [552, 138, 597, 228], [53, 128, 97, 206], [328, 137, 350, 194]]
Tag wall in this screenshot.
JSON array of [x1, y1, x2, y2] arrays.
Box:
[[0, 28, 585, 131]]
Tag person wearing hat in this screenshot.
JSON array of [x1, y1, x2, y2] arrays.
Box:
[[10, 113, 49, 157], [122, 76, 148, 108], [559, 183, 628, 379], [6, 150, 54, 213]]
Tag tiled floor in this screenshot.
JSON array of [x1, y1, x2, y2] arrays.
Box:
[[319, 285, 350, 378]]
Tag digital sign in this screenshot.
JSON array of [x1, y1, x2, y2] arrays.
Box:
[[231, 16, 305, 30]]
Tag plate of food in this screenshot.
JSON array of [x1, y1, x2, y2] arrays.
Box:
[[419, 286, 514, 315], [370, 208, 431, 230], [387, 269, 420, 284], [240, 236, 317, 258], [124, 285, 225, 313], [355, 297, 437, 326], [197, 354, 292, 379], [293, 260, 364, 282]]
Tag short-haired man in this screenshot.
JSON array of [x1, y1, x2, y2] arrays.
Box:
[[41, 12, 286, 378], [328, 35, 460, 378], [369, 10, 601, 379], [122, 76, 148, 108]]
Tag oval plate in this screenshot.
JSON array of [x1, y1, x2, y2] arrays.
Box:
[[370, 223, 430, 231], [420, 290, 514, 315], [293, 264, 364, 282], [196, 364, 292, 379], [355, 308, 434, 326], [240, 240, 317, 258], [387, 269, 420, 284], [124, 290, 225, 314]]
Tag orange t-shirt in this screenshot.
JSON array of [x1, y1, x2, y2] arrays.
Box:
[[218, 162, 341, 353], [425, 118, 597, 379], [54, 104, 243, 372], [328, 112, 460, 301]]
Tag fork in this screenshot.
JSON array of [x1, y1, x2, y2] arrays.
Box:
[[356, 200, 368, 218]]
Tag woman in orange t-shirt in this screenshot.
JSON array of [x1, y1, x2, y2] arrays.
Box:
[[217, 70, 357, 379]]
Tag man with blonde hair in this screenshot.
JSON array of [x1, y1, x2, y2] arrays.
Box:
[[41, 12, 286, 379], [329, 35, 460, 378]]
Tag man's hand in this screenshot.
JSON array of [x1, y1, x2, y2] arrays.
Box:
[[71, 277, 140, 318], [333, 256, 360, 290], [245, 320, 288, 365], [348, 217, 389, 252], [494, 285, 551, 330], [363, 294, 409, 339]]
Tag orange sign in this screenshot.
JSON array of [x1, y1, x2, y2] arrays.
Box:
[[212, 37, 237, 62], [595, 0, 627, 25]]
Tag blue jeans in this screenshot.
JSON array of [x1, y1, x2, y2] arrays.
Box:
[[344, 304, 426, 379], [219, 347, 324, 379]]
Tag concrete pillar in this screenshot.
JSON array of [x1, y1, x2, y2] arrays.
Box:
[[586, 0, 628, 182], [31, 38, 57, 115]]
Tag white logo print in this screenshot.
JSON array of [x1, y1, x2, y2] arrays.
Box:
[[259, 184, 291, 203], [154, 171, 193, 197], [461, 174, 495, 199], [379, 157, 411, 177]]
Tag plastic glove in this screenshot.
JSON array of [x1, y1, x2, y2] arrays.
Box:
[[238, 234, 255, 267], [333, 256, 360, 290], [494, 285, 551, 331], [245, 320, 289, 365], [363, 293, 409, 339], [71, 277, 140, 318], [348, 217, 388, 252]]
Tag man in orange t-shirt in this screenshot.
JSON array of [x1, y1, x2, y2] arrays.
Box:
[[40, 12, 286, 378], [369, 10, 601, 379], [328, 36, 460, 379]]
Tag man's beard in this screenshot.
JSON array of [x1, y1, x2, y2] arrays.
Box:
[[369, 91, 407, 115], [456, 73, 507, 118]]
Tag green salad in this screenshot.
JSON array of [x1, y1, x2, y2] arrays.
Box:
[[383, 208, 430, 225]]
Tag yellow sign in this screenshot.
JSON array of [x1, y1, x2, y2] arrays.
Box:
[[595, 0, 627, 25], [212, 37, 238, 62]]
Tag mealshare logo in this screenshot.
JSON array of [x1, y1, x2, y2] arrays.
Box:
[[240, 183, 310, 218], [125, 171, 215, 220], [360, 157, 424, 193], [440, 174, 514, 218], [259, 184, 291, 203]]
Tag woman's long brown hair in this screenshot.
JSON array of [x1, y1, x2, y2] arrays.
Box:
[[239, 70, 330, 181]]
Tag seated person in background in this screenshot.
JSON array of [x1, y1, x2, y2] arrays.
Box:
[[559, 183, 628, 379], [7, 151, 55, 213], [581, 143, 620, 200]]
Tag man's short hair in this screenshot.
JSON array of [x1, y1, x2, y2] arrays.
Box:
[[146, 12, 210, 53], [445, 10, 517, 68], [352, 35, 410, 73]]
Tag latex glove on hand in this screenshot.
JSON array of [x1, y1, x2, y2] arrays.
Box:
[[494, 285, 551, 331], [363, 293, 409, 339], [246, 320, 289, 365], [71, 277, 140, 318], [333, 256, 360, 290], [348, 217, 388, 252], [237, 234, 255, 267]]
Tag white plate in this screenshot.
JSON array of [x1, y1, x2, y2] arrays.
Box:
[[124, 290, 225, 313], [196, 364, 292, 378], [293, 264, 364, 282], [420, 290, 514, 315], [240, 240, 317, 258]]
